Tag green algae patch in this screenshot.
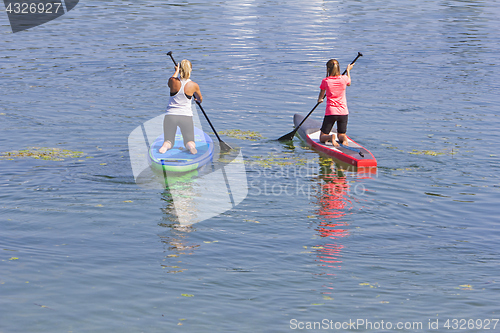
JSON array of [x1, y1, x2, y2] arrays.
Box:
[[1, 147, 86, 161], [219, 129, 265, 141], [246, 154, 308, 168], [218, 153, 308, 167], [409, 149, 445, 156]]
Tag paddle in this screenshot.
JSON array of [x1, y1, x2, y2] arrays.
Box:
[[277, 52, 363, 141], [277, 101, 321, 141], [194, 100, 232, 152], [166, 51, 232, 153]]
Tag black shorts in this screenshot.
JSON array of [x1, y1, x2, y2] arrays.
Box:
[[320, 114, 348, 135], [163, 114, 195, 146]]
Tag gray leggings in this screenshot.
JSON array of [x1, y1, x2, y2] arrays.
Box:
[[163, 114, 195, 146]]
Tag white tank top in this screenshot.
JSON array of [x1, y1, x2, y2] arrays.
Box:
[[166, 79, 193, 116]]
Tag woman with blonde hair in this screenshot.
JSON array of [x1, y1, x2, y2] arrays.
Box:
[[159, 59, 202, 154], [317, 59, 353, 147]]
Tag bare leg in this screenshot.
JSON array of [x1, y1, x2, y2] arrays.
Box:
[[186, 141, 197, 155], [159, 140, 172, 154], [338, 133, 348, 146], [320, 132, 339, 147]]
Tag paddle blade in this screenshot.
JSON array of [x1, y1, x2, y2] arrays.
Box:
[[219, 141, 233, 153], [277, 130, 296, 141]]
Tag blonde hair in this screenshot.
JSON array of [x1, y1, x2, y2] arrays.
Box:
[[179, 59, 192, 80], [326, 59, 340, 77]]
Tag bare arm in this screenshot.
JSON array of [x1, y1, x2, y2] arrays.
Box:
[[345, 63, 353, 86], [193, 83, 203, 103], [168, 64, 180, 88], [317, 89, 326, 103]]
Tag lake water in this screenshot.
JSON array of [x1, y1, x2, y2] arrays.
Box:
[[1, 0, 499, 332]]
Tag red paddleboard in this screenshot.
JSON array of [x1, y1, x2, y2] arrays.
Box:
[[294, 113, 377, 168]]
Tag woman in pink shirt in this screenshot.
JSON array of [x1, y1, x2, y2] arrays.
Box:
[[317, 59, 354, 147]]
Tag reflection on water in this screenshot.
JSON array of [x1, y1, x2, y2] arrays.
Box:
[[317, 162, 353, 221], [310, 158, 375, 298], [132, 141, 248, 226], [161, 173, 204, 226], [313, 160, 351, 274], [158, 221, 198, 274], [155, 148, 248, 274], [164, 149, 247, 226], [158, 191, 200, 274]]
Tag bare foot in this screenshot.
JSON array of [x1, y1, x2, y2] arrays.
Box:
[[159, 141, 172, 154], [324, 140, 340, 147], [338, 134, 348, 146], [320, 133, 333, 144], [186, 142, 197, 155]]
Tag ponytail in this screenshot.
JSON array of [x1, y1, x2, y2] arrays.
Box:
[[326, 59, 340, 77], [179, 59, 192, 80]]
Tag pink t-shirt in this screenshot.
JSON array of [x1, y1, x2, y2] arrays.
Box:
[[320, 75, 351, 115]]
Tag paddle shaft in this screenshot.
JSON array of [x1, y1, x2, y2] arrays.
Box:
[[278, 101, 321, 141], [278, 52, 363, 141], [166, 52, 232, 152], [342, 52, 363, 75], [195, 100, 224, 143]]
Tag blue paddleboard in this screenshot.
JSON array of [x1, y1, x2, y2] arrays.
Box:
[[148, 127, 214, 173]]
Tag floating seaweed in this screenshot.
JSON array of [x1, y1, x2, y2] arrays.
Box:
[[246, 154, 309, 168], [219, 129, 265, 141], [1, 147, 86, 161], [218, 153, 308, 168], [409, 149, 445, 156]]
